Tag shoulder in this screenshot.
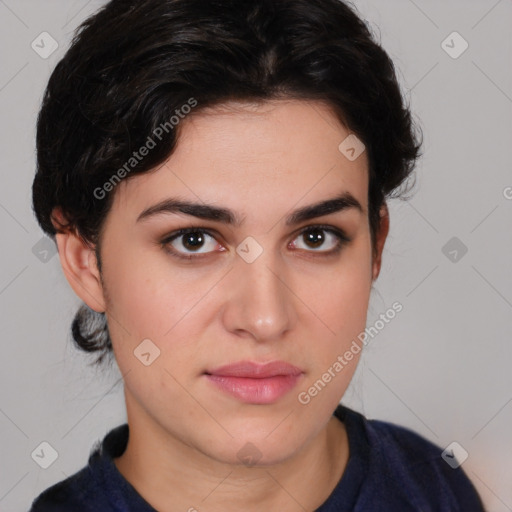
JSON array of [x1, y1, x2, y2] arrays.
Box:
[[29, 423, 159, 512], [28, 466, 94, 512], [336, 405, 485, 511], [365, 413, 444, 463], [28, 426, 126, 512]]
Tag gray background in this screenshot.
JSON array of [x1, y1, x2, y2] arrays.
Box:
[[0, 0, 511, 510]]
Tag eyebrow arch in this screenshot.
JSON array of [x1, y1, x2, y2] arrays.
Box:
[[136, 191, 364, 227]]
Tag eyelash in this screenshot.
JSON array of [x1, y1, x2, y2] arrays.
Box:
[[160, 225, 351, 261]]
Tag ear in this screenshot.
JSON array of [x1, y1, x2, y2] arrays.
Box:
[[51, 207, 106, 313], [371, 202, 390, 282]]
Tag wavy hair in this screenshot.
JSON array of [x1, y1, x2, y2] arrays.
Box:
[[32, 0, 422, 366]]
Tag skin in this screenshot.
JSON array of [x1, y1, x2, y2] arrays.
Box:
[[52, 99, 389, 512]]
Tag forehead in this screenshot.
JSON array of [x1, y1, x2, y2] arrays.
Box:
[[111, 99, 369, 224]]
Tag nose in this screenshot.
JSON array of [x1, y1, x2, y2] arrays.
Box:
[[221, 248, 297, 342]]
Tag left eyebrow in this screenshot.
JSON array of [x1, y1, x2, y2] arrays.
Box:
[[136, 191, 364, 226]]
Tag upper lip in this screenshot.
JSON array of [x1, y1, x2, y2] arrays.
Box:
[[206, 361, 303, 378]]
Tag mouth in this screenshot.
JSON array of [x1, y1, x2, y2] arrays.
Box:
[[204, 360, 304, 405]]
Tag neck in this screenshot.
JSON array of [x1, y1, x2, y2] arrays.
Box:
[[114, 399, 349, 512]]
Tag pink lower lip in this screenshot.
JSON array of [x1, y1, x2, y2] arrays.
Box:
[[205, 374, 302, 404]]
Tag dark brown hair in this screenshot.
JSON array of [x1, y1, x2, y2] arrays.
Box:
[[32, 0, 422, 366]]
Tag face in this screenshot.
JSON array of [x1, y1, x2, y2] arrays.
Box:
[[59, 99, 387, 466]]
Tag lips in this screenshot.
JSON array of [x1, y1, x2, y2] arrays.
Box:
[[204, 361, 304, 404]]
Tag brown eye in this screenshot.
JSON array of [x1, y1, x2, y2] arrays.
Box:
[[290, 226, 350, 254], [180, 231, 206, 251], [302, 228, 327, 249], [162, 228, 220, 258]]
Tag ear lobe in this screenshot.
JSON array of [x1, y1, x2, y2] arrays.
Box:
[[371, 202, 390, 282], [51, 207, 106, 313]]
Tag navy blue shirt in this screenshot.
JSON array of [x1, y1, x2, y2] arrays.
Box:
[[29, 404, 485, 511]]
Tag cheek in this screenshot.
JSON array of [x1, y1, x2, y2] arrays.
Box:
[[102, 243, 193, 337], [296, 269, 371, 410], [300, 237, 372, 390], [99, 246, 183, 372], [102, 245, 225, 383], [316, 237, 373, 339]]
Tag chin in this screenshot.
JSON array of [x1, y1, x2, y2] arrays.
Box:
[[204, 421, 310, 468], [207, 439, 301, 468]]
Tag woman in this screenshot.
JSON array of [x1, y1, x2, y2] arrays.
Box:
[[29, 0, 485, 510]]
